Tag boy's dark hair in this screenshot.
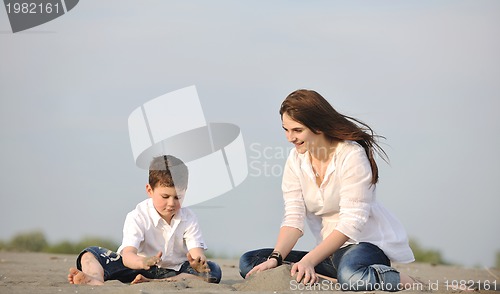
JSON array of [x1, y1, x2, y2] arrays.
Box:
[[149, 155, 188, 190]]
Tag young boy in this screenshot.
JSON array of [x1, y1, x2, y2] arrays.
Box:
[[68, 155, 222, 285]]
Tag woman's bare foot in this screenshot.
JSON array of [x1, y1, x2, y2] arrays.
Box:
[[68, 267, 104, 285]]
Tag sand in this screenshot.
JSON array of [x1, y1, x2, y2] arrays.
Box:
[[0, 251, 498, 294]]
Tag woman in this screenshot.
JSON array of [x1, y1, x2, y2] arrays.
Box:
[[240, 89, 419, 291]]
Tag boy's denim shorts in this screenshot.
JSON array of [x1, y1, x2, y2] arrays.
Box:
[[77, 246, 221, 283]]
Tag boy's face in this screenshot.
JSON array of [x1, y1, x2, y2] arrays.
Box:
[[146, 184, 184, 222]]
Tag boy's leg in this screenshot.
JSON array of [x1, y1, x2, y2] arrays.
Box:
[[68, 252, 104, 285], [172, 260, 222, 283], [69, 246, 141, 284], [205, 261, 222, 283], [130, 260, 222, 284], [130, 265, 197, 284]]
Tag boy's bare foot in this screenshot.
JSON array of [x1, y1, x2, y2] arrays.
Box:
[[131, 274, 153, 284], [68, 267, 104, 285], [131, 273, 194, 284]]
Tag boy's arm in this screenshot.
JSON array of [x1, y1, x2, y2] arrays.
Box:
[[121, 246, 162, 270], [187, 247, 206, 263], [187, 247, 210, 273]]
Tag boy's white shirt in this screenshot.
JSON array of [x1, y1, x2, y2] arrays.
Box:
[[117, 198, 207, 271]]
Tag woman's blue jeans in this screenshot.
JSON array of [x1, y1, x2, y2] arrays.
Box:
[[239, 242, 401, 291]]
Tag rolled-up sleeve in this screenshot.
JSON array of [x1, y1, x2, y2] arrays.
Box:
[[335, 148, 374, 241], [183, 212, 207, 250], [118, 211, 145, 254], [281, 153, 306, 233]]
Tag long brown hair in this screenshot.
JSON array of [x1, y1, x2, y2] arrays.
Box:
[[279, 89, 388, 184]]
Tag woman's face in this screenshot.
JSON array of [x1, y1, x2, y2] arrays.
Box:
[[282, 113, 320, 154]]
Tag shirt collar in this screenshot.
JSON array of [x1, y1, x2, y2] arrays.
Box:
[[147, 199, 184, 227], [299, 151, 316, 180], [299, 144, 343, 181]]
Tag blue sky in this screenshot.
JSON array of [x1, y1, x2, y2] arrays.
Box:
[[1, 1, 499, 267]]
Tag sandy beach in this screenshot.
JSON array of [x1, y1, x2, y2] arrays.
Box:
[[0, 251, 498, 294]]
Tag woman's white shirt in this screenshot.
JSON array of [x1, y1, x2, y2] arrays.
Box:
[[281, 140, 414, 263]]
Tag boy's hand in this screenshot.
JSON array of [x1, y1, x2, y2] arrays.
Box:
[[142, 251, 162, 270], [187, 251, 210, 273]]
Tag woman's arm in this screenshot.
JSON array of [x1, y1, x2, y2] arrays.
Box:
[[291, 230, 348, 283], [121, 246, 162, 270], [246, 151, 305, 277], [274, 226, 303, 259], [298, 230, 348, 266], [245, 226, 302, 277]]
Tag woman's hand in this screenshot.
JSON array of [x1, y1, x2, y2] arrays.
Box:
[[245, 258, 278, 278], [289, 230, 348, 284], [291, 259, 318, 284]]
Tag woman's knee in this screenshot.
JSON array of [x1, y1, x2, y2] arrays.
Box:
[[238, 251, 255, 278], [238, 248, 273, 278], [337, 265, 400, 292]]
